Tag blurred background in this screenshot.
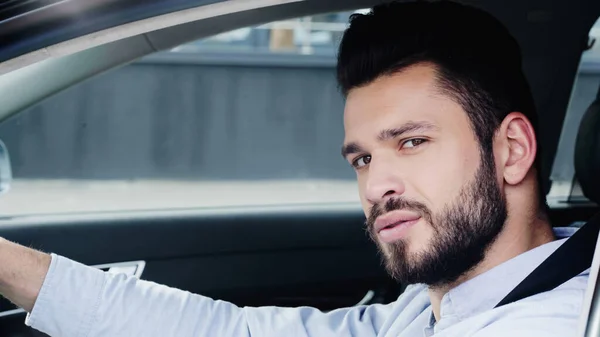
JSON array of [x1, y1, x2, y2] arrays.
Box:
[[0, 9, 597, 216]]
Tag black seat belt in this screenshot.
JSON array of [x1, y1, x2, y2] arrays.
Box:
[[495, 211, 600, 308]]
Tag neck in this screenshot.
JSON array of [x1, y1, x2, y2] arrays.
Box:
[[427, 210, 554, 322]]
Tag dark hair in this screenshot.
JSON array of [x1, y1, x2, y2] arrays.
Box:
[[337, 0, 547, 209]]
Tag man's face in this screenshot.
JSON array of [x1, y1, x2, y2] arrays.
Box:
[[342, 64, 508, 286]]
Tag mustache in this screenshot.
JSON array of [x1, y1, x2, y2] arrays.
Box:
[[366, 197, 433, 232]]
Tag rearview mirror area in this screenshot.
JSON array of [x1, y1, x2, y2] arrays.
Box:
[[0, 139, 13, 194]]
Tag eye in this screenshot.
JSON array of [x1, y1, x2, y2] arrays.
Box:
[[352, 155, 371, 169], [401, 138, 428, 149]]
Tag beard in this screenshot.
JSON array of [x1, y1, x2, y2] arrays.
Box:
[[366, 152, 508, 288]]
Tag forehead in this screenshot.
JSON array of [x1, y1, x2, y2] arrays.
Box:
[[343, 64, 470, 140]]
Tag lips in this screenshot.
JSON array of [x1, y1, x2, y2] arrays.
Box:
[[374, 210, 421, 232], [373, 210, 421, 243]]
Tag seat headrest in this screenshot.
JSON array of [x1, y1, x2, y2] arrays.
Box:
[[575, 99, 600, 204]]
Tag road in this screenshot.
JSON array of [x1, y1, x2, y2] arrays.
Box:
[[0, 179, 361, 217]]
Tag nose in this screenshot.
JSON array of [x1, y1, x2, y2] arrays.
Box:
[[364, 154, 405, 205]]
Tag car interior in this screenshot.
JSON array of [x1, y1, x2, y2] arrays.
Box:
[[0, 0, 599, 336]]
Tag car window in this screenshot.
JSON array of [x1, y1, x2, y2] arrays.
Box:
[[549, 16, 600, 203], [0, 10, 368, 217]]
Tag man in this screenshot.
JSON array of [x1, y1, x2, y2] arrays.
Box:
[[0, 1, 589, 336]]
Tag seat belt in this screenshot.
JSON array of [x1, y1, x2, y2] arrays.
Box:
[[495, 211, 600, 308]]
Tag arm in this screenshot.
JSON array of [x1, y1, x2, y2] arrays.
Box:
[[0, 238, 50, 312], [0, 238, 393, 337]]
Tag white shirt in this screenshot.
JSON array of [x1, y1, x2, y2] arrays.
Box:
[[26, 227, 588, 337]]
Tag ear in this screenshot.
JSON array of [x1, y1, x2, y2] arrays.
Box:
[[496, 112, 537, 186]]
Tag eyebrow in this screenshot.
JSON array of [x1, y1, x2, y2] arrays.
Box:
[[341, 142, 365, 159], [377, 121, 439, 142], [341, 121, 438, 159]]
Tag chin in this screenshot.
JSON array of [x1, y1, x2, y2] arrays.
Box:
[[379, 238, 409, 257]]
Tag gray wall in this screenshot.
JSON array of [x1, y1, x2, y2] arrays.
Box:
[[0, 58, 354, 180], [5, 55, 597, 182]]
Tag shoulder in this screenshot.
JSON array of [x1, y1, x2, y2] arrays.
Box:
[[473, 272, 588, 337]]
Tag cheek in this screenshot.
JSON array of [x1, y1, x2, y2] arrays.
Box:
[[357, 175, 370, 215], [408, 219, 437, 251], [361, 200, 371, 218], [409, 142, 478, 208]]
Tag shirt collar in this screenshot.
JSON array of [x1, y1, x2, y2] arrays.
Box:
[[436, 227, 579, 323]]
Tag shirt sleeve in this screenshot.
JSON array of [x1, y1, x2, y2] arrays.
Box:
[[26, 254, 394, 337]]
